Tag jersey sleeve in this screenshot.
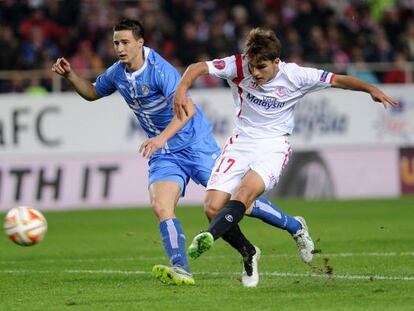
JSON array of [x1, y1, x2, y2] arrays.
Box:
[[94, 68, 117, 97], [286, 63, 335, 94], [206, 55, 238, 80]]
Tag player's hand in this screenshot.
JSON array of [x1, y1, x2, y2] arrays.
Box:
[[173, 87, 191, 120], [370, 89, 399, 109], [139, 136, 166, 159], [51, 57, 72, 77]]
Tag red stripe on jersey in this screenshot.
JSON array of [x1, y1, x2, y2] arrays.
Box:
[[232, 54, 244, 117], [329, 73, 335, 85]]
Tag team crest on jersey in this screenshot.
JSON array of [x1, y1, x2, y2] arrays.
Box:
[[141, 84, 150, 95], [275, 87, 288, 97], [213, 59, 226, 70], [249, 81, 259, 89]]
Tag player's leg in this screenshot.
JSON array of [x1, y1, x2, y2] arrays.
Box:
[[222, 225, 261, 287], [148, 155, 195, 285], [150, 181, 187, 268], [187, 141, 260, 286], [186, 189, 229, 259], [245, 197, 313, 263], [186, 187, 260, 287], [188, 171, 264, 258], [150, 181, 194, 285], [199, 134, 308, 259], [246, 196, 302, 234], [248, 141, 315, 263], [209, 170, 265, 239]]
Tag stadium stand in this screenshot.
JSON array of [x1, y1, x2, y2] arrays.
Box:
[[0, 0, 413, 92]]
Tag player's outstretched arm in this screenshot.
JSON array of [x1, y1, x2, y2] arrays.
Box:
[[139, 98, 196, 158], [332, 74, 398, 108], [51, 57, 101, 101], [174, 62, 209, 120]]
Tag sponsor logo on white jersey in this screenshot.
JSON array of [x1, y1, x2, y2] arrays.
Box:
[[246, 92, 286, 110]]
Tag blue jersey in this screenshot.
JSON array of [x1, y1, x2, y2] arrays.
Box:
[[95, 46, 212, 153]]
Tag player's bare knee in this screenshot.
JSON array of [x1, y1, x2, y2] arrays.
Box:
[[232, 187, 256, 208], [204, 197, 220, 219], [151, 200, 174, 221]]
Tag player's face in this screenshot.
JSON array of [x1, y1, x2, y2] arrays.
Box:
[[248, 58, 279, 84], [113, 30, 143, 69]]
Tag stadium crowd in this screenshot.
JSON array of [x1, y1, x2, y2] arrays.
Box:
[[0, 0, 413, 93]]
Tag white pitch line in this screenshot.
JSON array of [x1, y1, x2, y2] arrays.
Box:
[[0, 269, 413, 282], [0, 252, 413, 265]]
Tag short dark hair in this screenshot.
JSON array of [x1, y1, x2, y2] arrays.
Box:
[[113, 19, 145, 40], [243, 28, 281, 62]]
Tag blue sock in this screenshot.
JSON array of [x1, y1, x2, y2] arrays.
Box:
[[248, 196, 301, 234], [159, 218, 190, 272]]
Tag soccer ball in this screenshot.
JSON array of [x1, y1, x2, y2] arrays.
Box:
[[4, 206, 48, 246]]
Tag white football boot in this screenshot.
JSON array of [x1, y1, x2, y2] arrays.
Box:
[[292, 216, 315, 263], [241, 246, 261, 287]]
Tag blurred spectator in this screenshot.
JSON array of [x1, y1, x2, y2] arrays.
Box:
[[193, 54, 224, 88], [207, 23, 236, 58], [0, 0, 413, 93], [231, 5, 251, 38], [45, 0, 80, 27], [306, 26, 332, 63], [292, 1, 318, 38], [25, 77, 48, 95], [21, 25, 60, 69], [347, 48, 379, 84], [0, 0, 31, 29], [0, 25, 22, 70], [70, 40, 104, 77], [366, 28, 393, 63], [383, 52, 411, 83], [381, 6, 405, 46], [192, 9, 210, 42], [8, 74, 26, 93], [175, 22, 205, 65], [281, 29, 302, 61], [405, 21, 414, 60], [97, 33, 117, 68], [19, 8, 67, 42]]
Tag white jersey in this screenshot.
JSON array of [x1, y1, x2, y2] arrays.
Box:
[[206, 55, 335, 138]]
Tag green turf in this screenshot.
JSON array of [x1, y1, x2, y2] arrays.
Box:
[[1, 197, 414, 310]]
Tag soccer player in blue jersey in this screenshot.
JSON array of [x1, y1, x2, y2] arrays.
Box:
[[52, 19, 314, 287]]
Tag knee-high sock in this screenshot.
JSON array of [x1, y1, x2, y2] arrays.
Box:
[[248, 196, 301, 234], [207, 200, 246, 240], [159, 218, 190, 272], [222, 225, 256, 258]]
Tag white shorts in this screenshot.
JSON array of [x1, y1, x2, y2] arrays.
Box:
[[207, 134, 292, 194]]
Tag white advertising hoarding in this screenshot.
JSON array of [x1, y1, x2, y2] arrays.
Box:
[[1, 85, 412, 210], [0, 155, 205, 210], [1, 86, 413, 157]]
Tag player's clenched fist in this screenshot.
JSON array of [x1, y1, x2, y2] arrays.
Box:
[[51, 57, 72, 77]]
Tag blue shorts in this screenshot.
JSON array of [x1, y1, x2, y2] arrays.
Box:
[[148, 134, 220, 196]]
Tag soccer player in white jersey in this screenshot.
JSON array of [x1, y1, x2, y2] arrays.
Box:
[[174, 27, 398, 285], [51, 21, 316, 287]]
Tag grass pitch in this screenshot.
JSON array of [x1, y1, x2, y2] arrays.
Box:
[[1, 197, 414, 310]]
